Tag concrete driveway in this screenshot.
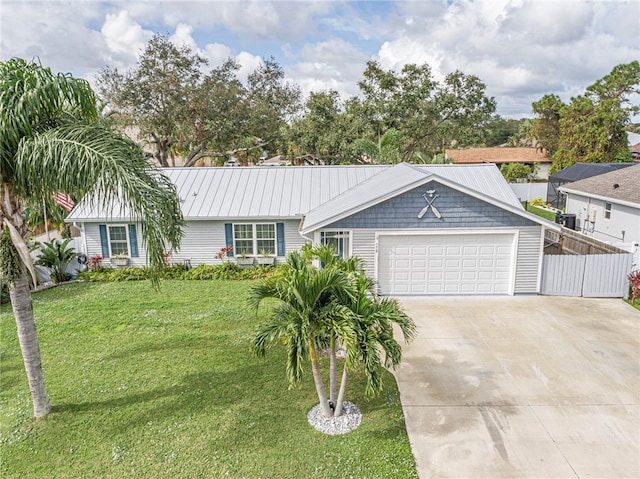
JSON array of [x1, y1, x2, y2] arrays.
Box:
[[394, 296, 640, 479]]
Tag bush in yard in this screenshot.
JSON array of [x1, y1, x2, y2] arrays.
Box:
[[35, 238, 77, 283], [529, 197, 546, 207], [500, 163, 532, 182], [628, 270, 640, 304]]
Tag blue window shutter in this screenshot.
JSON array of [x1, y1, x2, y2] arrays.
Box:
[[99, 224, 109, 257], [276, 223, 285, 256], [225, 223, 234, 257], [128, 224, 139, 257]]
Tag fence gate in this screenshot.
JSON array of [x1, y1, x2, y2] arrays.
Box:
[[541, 253, 632, 298]]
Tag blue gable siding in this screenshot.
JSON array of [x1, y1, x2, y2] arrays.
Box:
[[326, 182, 536, 230]]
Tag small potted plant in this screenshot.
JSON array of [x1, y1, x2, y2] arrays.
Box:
[[256, 249, 275, 265], [236, 252, 255, 266], [110, 253, 129, 267]]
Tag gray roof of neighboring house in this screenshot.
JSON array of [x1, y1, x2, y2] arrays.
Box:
[[67, 163, 524, 222], [549, 162, 636, 183], [559, 164, 640, 207]]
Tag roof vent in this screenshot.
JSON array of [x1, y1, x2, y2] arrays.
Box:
[[613, 183, 620, 189]]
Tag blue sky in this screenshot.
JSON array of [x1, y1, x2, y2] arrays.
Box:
[[2, 0, 639, 119]]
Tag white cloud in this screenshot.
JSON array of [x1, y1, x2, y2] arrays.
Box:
[[371, 0, 639, 117], [288, 38, 369, 100], [101, 10, 153, 62], [203, 43, 234, 66], [1, 0, 637, 118], [0, 1, 106, 75], [168, 23, 199, 51], [235, 51, 263, 83]]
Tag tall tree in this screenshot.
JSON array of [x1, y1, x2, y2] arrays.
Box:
[[531, 61, 640, 172], [245, 57, 302, 156], [530, 94, 564, 155], [181, 60, 250, 167], [97, 34, 207, 167], [0, 58, 184, 417], [354, 61, 495, 160]]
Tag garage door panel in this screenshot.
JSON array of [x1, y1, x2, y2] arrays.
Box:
[[379, 234, 514, 295]]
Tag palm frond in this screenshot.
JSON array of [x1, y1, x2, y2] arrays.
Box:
[[13, 122, 184, 279], [1, 58, 98, 178]]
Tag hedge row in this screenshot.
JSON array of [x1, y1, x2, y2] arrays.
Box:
[[78, 262, 286, 282]]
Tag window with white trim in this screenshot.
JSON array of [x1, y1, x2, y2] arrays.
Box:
[[108, 225, 129, 256], [233, 223, 276, 256], [604, 202, 611, 219], [320, 231, 350, 259]]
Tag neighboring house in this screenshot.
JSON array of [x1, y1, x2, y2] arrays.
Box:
[[67, 163, 560, 296], [627, 131, 640, 161], [547, 162, 637, 209], [261, 155, 290, 166], [560, 164, 640, 249], [444, 147, 552, 179]]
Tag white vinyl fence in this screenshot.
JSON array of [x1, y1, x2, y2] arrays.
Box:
[[509, 182, 548, 202], [541, 253, 633, 298]]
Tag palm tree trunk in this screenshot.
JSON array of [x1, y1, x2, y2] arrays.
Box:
[[329, 336, 337, 408], [334, 365, 348, 418], [9, 271, 52, 417], [309, 340, 331, 418]]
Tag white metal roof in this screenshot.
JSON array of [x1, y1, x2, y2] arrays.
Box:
[[67, 163, 524, 222]]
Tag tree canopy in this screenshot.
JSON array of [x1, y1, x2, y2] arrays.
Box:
[[98, 36, 301, 166], [530, 61, 639, 172]]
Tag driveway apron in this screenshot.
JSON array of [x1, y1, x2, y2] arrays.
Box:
[[394, 296, 640, 479]]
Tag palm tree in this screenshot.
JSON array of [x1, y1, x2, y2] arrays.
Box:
[[249, 247, 416, 420], [332, 271, 416, 416], [0, 58, 184, 417], [249, 251, 356, 418]]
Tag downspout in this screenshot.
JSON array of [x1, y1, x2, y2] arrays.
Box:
[[298, 215, 314, 243]]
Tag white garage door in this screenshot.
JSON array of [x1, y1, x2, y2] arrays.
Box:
[[378, 234, 515, 295]]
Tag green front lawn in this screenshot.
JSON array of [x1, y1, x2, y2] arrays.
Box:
[[1, 281, 417, 478]]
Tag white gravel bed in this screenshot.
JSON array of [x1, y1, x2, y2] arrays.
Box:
[[307, 401, 362, 435]]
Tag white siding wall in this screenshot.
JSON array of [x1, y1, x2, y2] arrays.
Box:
[[566, 194, 640, 245], [82, 223, 149, 267], [284, 219, 309, 254], [513, 226, 543, 293], [351, 229, 377, 278], [81, 219, 307, 267]]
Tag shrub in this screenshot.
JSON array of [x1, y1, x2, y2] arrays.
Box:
[[78, 262, 286, 282], [35, 239, 77, 283], [500, 163, 532, 182], [628, 270, 640, 304], [88, 255, 104, 271], [183, 263, 247, 280], [529, 197, 546, 207]]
